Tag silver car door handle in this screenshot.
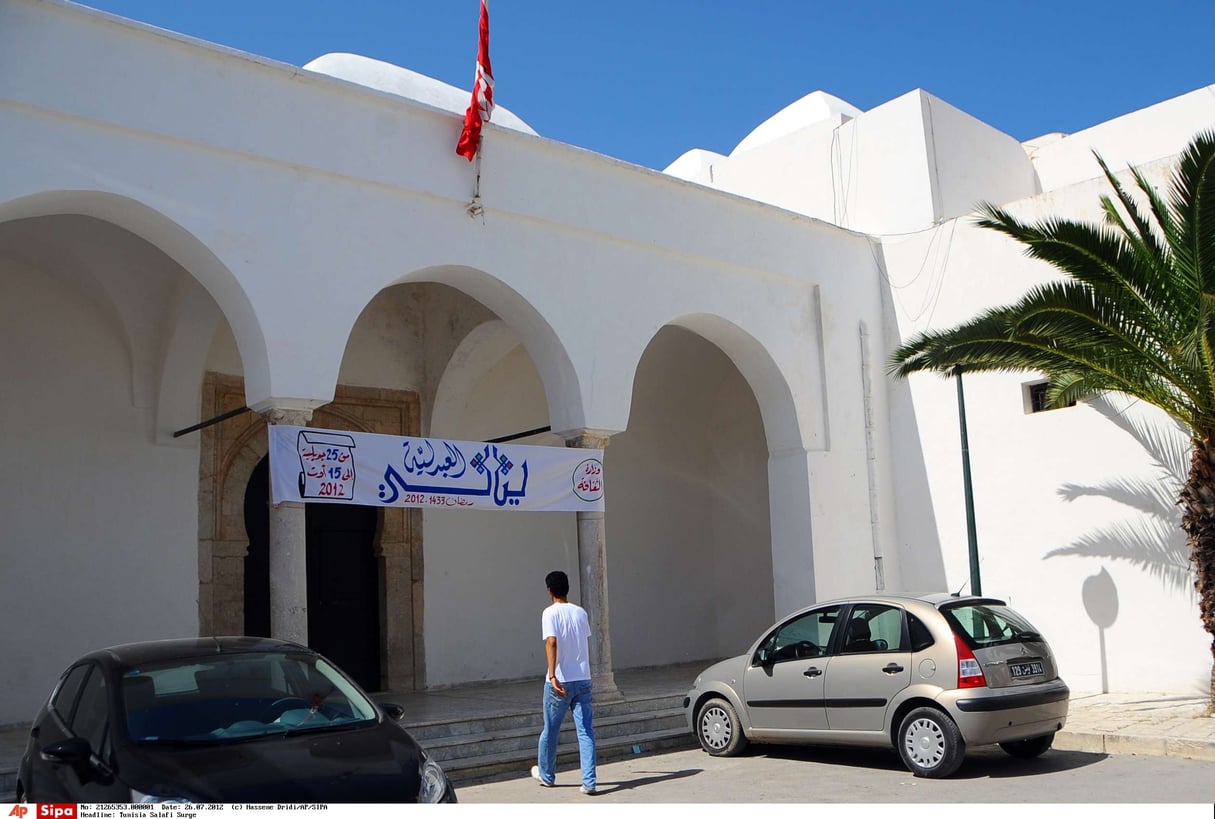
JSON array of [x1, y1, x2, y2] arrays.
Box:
[[803, 667, 822, 678]]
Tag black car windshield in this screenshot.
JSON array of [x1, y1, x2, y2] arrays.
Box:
[[941, 602, 1043, 649], [121, 651, 378, 745]]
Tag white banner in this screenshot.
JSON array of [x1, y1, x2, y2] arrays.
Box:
[[268, 426, 603, 512]]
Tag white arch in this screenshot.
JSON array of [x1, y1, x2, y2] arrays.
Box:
[[397, 265, 587, 437], [0, 190, 272, 415], [431, 319, 522, 438], [652, 312, 809, 454]]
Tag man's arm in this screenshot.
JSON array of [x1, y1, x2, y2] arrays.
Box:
[[545, 636, 565, 695]]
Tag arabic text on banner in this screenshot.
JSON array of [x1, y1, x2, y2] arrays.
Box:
[[268, 426, 604, 512]]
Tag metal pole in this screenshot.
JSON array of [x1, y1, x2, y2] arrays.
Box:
[[954, 365, 982, 595]]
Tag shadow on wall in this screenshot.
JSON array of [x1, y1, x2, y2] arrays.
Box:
[[1046, 396, 1193, 593], [1082, 567, 1119, 694]]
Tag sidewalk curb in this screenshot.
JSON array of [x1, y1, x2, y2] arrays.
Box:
[[1054, 730, 1215, 762]]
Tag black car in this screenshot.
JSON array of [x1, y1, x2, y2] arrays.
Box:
[[16, 636, 456, 803]]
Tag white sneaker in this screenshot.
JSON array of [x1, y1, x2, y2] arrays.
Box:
[[530, 765, 553, 787]]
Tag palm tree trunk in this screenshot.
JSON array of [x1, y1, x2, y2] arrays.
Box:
[[1180, 436, 1215, 707]]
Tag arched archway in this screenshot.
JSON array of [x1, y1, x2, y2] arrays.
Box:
[[609, 324, 776, 666], [202, 373, 422, 692]]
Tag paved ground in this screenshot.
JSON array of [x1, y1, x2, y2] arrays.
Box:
[[3, 679, 1212, 802], [452, 689, 1215, 803], [455, 742, 1215, 803]]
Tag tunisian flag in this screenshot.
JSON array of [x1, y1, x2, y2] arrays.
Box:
[[456, 0, 494, 161]]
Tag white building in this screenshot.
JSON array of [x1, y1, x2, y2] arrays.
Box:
[[1, 0, 1210, 725]]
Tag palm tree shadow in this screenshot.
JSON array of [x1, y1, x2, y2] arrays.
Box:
[[1048, 396, 1193, 592]]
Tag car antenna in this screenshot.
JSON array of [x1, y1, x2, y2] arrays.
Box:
[[951, 579, 968, 598]]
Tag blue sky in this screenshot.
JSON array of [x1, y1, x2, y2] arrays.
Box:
[[79, 1, 1214, 170]]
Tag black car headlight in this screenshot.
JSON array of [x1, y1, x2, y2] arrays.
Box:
[[130, 788, 195, 804], [418, 753, 452, 803]]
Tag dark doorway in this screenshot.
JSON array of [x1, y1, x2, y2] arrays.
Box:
[[244, 456, 383, 691], [244, 458, 272, 639]]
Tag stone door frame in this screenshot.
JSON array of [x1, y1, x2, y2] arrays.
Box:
[[197, 372, 424, 691]]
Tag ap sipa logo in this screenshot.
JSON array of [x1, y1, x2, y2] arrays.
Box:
[[38, 807, 76, 819], [8, 807, 30, 818]]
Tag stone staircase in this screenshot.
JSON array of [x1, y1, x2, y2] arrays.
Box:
[[405, 692, 694, 785]]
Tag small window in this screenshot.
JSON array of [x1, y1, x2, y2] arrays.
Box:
[[70, 665, 109, 757], [907, 613, 935, 652], [841, 605, 905, 653], [755, 605, 842, 664], [52, 664, 92, 722], [1024, 380, 1075, 414]]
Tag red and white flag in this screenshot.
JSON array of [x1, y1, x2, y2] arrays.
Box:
[[456, 0, 494, 161]]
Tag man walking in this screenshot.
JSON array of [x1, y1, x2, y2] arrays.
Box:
[[530, 570, 597, 794]]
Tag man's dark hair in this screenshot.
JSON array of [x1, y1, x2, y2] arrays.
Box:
[[545, 570, 570, 598]]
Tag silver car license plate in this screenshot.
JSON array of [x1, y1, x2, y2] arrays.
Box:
[[1009, 660, 1044, 678]]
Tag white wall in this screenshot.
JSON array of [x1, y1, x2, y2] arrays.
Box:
[[609, 327, 775, 667], [703, 90, 1038, 236], [886, 162, 1211, 694], [425, 340, 577, 685], [0, 255, 199, 724], [1030, 84, 1215, 193]]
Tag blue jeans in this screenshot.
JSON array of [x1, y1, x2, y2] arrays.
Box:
[[536, 678, 595, 789]]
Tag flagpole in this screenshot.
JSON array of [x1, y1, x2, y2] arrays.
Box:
[[467, 149, 484, 218]]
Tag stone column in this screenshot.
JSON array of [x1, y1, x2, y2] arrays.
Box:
[[261, 407, 313, 646], [564, 430, 623, 702]]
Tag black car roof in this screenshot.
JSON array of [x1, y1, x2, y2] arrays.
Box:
[[83, 636, 308, 667]]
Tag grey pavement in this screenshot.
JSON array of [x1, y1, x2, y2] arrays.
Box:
[[456, 741, 1215, 803], [1, 665, 1212, 801]]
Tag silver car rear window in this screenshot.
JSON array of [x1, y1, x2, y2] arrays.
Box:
[[941, 602, 1042, 649]]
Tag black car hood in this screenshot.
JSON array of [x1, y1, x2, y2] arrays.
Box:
[[119, 721, 426, 803]]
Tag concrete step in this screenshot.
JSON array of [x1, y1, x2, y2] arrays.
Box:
[[444, 724, 698, 785], [402, 693, 685, 742], [422, 697, 694, 785], [423, 706, 687, 763]]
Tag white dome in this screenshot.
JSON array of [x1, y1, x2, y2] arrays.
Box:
[[662, 148, 726, 181], [303, 53, 538, 135], [731, 91, 862, 156]]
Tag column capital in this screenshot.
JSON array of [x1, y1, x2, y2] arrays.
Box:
[[559, 428, 615, 449], [257, 407, 314, 426]]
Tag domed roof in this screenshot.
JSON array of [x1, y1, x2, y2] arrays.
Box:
[[662, 148, 727, 181], [730, 91, 862, 156], [304, 53, 538, 135]]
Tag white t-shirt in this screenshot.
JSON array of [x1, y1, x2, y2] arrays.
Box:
[[541, 601, 591, 683]]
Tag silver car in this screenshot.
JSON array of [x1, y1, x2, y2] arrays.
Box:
[[684, 593, 1069, 778]]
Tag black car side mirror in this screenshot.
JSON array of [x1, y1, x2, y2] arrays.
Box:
[[380, 703, 406, 721], [41, 737, 92, 765]]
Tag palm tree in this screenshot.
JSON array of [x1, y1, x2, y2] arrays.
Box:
[[889, 130, 1215, 704]]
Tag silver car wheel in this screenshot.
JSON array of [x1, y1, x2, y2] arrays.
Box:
[[903, 716, 945, 768], [897, 706, 964, 778], [695, 697, 748, 756], [700, 704, 732, 751]]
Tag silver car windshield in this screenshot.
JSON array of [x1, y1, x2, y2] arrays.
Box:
[[121, 652, 378, 745]]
